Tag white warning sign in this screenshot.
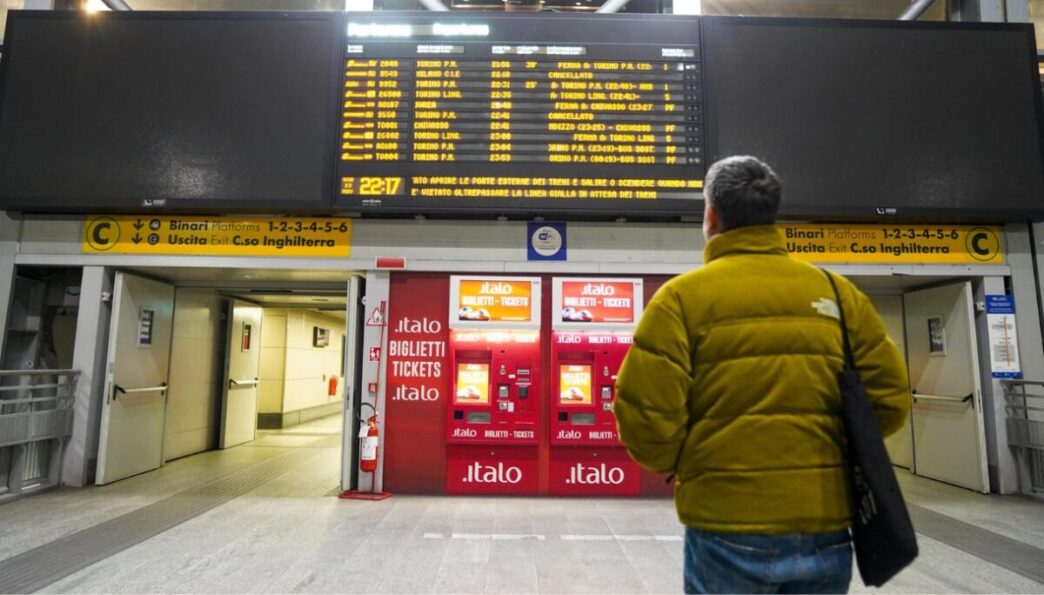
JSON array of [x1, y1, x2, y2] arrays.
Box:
[[367, 303, 386, 327]]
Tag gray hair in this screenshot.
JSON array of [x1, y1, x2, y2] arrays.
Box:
[[703, 156, 782, 231]]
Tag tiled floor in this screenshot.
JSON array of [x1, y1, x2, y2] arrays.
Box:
[[1, 414, 1042, 594]]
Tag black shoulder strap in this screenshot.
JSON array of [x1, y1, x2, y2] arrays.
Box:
[[822, 269, 855, 371]]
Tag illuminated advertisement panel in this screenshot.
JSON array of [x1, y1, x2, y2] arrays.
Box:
[[552, 277, 643, 330], [559, 280, 637, 324], [449, 276, 542, 329], [455, 363, 490, 404], [559, 364, 593, 406]]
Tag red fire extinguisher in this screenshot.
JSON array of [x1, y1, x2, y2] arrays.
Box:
[[328, 376, 339, 397], [360, 412, 379, 473], [340, 402, 390, 500]]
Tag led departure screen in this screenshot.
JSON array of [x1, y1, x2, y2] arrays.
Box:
[[703, 18, 1044, 219], [0, 12, 341, 211], [335, 13, 705, 216]]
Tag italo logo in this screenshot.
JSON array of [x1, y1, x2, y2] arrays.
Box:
[[392, 384, 439, 402], [452, 427, 478, 438], [479, 282, 514, 295], [556, 429, 582, 440], [463, 462, 523, 484], [565, 462, 626, 485], [395, 316, 442, 334], [581, 283, 616, 296]]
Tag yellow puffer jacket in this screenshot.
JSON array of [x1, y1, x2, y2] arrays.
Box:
[[614, 225, 910, 534]]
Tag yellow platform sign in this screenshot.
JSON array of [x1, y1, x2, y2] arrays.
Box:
[[83, 216, 352, 257], [779, 224, 1004, 265]]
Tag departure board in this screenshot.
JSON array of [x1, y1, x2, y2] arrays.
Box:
[[335, 14, 705, 216]]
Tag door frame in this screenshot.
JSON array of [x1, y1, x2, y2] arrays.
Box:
[[341, 275, 365, 493], [864, 291, 915, 471]]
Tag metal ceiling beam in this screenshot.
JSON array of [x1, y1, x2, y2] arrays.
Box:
[[102, 0, 133, 9], [899, 0, 937, 20], [418, 0, 450, 11], [596, 0, 631, 13]]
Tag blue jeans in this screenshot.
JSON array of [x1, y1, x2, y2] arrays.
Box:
[[684, 528, 853, 594]]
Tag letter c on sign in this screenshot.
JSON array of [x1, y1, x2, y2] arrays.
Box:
[[966, 228, 1000, 262], [86, 217, 120, 252]]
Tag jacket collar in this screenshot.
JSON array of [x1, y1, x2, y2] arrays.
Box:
[[704, 224, 788, 264]]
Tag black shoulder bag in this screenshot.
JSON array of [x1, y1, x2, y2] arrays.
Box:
[[824, 270, 918, 587]]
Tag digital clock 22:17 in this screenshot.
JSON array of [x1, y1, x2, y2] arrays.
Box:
[[341, 176, 405, 196]]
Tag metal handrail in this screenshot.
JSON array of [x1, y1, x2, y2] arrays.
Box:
[[1007, 405, 1044, 414], [0, 370, 81, 465], [0, 384, 66, 393], [0, 396, 66, 406], [229, 378, 259, 388], [0, 369, 78, 378], [1002, 380, 1044, 388], [1001, 380, 1044, 498]]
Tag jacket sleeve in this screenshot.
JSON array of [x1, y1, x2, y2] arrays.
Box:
[[845, 283, 912, 438], [613, 285, 693, 474]]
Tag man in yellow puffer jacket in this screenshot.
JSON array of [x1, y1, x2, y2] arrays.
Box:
[[614, 156, 910, 594]]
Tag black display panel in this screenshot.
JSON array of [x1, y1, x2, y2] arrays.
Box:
[[0, 12, 341, 211], [703, 18, 1044, 220], [335, 12, 706, 217]]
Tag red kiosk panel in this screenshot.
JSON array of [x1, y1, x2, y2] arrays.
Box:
[[548, 277, 644, 496], [446, 276, 542, 495]]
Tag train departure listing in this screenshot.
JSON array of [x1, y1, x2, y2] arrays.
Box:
[[337, 21, 705, 212]]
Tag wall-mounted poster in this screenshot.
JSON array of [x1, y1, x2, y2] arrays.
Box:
[[313, 326, 330, 348], [927, 316, 946, 354]]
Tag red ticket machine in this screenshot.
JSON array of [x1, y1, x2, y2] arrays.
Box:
[[549, 278, 644, 496], [445, 276, 542, 495]]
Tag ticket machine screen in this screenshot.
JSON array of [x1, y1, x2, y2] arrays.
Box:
[[559, 364, 593, 407], [455, 363, 490, 405]]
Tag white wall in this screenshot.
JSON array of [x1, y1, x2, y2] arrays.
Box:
[[163, 289, 224, 462], [258, 308, 287, 414], [283, 310, 345, 413]]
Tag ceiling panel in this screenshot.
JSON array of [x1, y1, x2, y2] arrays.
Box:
[[122, 266, 358, 286]]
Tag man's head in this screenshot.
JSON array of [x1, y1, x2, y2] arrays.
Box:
[[702, 156, 782, 241]]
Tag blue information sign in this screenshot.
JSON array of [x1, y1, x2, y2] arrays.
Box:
[[528, 222, 567, 261]]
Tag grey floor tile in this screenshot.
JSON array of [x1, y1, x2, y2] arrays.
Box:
[[535, 558, 590, 594], [491, 539, 541, 563], [486, 558, 540, 594], [432, 562, 490, 594], [442, 537, 493, 565]]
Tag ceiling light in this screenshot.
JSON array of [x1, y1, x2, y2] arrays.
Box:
[[672, 0, 702, 14], [84, 0, 110, 12]]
